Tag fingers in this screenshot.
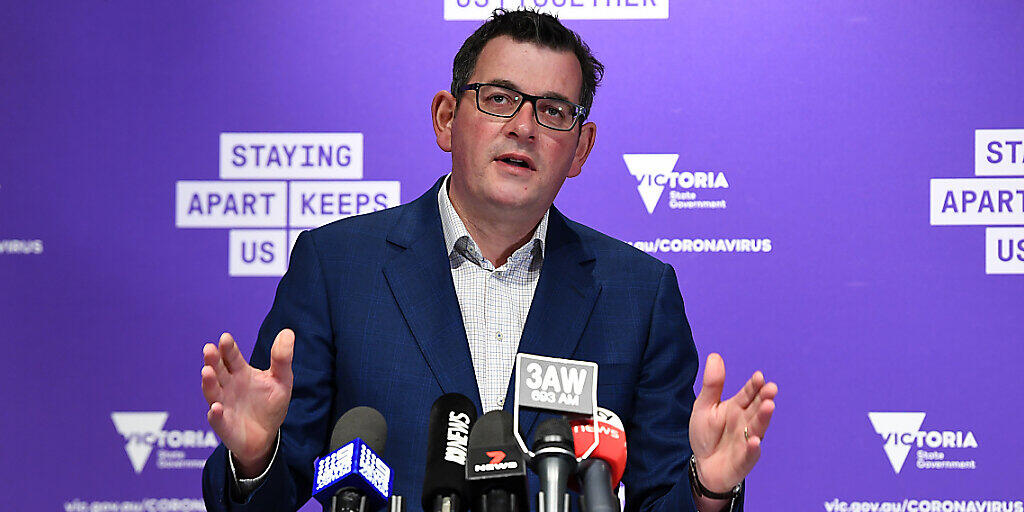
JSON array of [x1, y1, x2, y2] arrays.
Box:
[[732, 371, 766, 409], [747, 383, 778, 439], [270, 329, 295, 386], [742, 378, 776, 433], [742, 430, 763, 473], [218, 332, 249, 374], [694, 372, 777, 484], [694, 353, 726, 410], [201, 365, 221, 405], [742, 378, 777, 420], [203, 343, 228, 386], [207, 401, 227, 435], [731, 422, 765, 478]]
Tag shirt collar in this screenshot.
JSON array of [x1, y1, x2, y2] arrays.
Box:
[[437, 173, 548, 270]]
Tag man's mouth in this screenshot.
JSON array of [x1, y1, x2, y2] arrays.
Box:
[[495, 153, 534, 170]]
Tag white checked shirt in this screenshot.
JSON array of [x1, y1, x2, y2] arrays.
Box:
[[438, 174, 548, 413]]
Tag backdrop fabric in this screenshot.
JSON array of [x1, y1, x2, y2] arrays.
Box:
[[1, 1, 1022, 510]]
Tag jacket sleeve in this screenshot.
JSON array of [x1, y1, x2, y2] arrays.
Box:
[[622, 263, 744, 512], [202, 230, 337, 511]]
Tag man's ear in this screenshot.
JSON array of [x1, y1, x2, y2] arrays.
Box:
[[431, 90, 456, 153], [567, 121, 597, 178]]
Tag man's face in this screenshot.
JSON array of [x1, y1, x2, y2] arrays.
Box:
[[437, 35, 596, 218]]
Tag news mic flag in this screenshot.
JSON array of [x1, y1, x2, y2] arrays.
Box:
[[422, 393, 478, 512], [465, 410, 529, 512], [570, 408, 627, 489], [571, 408, 627, 512], [313, 406, 394, 512]]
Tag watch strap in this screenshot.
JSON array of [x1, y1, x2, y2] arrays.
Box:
[[688, 454, 743, 500]]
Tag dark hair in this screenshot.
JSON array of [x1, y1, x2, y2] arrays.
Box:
[[450, 9, 604, 122]]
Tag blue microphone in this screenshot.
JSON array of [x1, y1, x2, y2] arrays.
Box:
[[313, 406, 394, 512]]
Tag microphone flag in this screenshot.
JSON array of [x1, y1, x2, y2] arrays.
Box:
[[512, 353, 600, 460], [313, 438, 393, 510]]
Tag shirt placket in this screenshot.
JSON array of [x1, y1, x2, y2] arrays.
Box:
[[483, 266, 507, 409]]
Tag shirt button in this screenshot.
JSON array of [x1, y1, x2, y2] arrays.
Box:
[[496, 332, 502, 340], [498, 398, 505, 407]]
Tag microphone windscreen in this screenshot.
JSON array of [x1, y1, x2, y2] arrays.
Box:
[[532, 416, 574, 452], [467, 410, 515, 448], [422, 393, 478, 511], [329, 406, 387, 453], [464, 409, 528, 506]]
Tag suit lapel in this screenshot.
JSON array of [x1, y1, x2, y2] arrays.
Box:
[[382, 178, 483, 414], [504, 207, 602, 440]]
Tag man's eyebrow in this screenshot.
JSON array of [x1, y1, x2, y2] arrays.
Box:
[[486, 78, 573, 103]]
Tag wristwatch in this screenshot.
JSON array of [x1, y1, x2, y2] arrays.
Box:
[[688, 455, 743, 500]]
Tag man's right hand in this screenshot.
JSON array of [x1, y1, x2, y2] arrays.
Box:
[[201, 329, 294, 478]]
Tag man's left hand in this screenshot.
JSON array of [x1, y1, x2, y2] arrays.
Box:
[[689, 352, 778, 494]]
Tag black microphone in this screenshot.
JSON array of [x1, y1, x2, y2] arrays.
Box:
[[578, 460, 617, 512], [313, 406, 391, 512], [421, 393, 479, 512], [530, 417, 576, 512], [464, 410, 528, 512]]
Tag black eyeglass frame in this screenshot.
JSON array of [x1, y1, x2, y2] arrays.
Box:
[[459, 82, 589, 132]]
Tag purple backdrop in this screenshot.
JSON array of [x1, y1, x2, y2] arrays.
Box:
[[2, 1, 1023, 510]]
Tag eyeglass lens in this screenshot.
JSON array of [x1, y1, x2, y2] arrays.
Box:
[[476, 84, 577, 130]]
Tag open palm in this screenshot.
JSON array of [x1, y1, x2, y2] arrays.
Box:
[[688, 353, 777, 493], [201, 329, 294, 475]]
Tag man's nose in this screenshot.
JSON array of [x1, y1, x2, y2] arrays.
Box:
[[505, 100, 538, 141]]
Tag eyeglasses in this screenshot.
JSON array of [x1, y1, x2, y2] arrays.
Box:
[[460, 83, 588, 131]]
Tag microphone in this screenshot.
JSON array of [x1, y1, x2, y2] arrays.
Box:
[[464, 410, 529, 512], [421, 393, 479, 512], [389, 495, 406, 512], [530, 417, 576, 512], [313, 406, 394, 512], [570, 408, 628, 512]]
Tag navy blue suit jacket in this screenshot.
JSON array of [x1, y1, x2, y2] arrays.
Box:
[[203, 177, 712, 511]]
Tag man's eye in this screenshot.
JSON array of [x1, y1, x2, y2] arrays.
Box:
[[544, 106, 565, 119], [486, 94, 511, 104]]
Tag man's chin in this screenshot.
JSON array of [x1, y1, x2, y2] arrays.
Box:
[[486, 194, 532, 211], [482, 186, 540, 213]]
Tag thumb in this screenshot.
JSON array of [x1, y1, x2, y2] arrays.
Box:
[[694, 353, 725, 411], [270, 328, 295, 386]]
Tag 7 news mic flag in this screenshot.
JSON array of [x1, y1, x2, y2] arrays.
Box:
[[465, 410, 529, 512]]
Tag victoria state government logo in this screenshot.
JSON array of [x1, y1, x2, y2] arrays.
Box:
[[623, 154, 730, 214], [867, 412, 978, 474], [111, 412, 218, 473]]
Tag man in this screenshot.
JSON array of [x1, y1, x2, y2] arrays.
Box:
[[201, 9, 777, 511]]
